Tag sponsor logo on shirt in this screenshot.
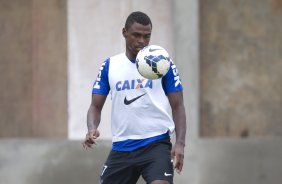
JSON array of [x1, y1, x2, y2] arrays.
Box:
[[124, 93, 146, 105], [116, 79, 153, 91]]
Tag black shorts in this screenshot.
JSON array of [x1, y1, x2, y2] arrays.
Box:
[[99, 138, 174, 184]]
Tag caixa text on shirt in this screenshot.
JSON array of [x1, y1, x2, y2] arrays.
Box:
[[116, 79, 152, 91]]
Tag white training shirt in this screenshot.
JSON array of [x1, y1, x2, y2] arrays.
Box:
[[92, 53, 183, 148]]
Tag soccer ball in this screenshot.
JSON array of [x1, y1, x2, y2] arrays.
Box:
[[136, 45, 171, 80]]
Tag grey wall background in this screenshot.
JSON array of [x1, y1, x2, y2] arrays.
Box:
[[0, 0, 68, 137], [1, 0, 282, 184], [200, 0, 282, 137], [1, 138, 282, 184]]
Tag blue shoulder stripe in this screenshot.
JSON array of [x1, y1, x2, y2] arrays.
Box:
[[162, 60, 183, 94], [92, 58, 110, 95]]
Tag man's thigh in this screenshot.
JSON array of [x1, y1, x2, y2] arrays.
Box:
[[100, 150, 140, 184], [138, 139, 174, 184]]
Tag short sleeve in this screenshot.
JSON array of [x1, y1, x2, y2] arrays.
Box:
[[161, 60, 183, 94], [92, 58, 110, 95]]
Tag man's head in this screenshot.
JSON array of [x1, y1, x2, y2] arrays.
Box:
[[124, 11, 152, 30], [123, 11, 152, 60]]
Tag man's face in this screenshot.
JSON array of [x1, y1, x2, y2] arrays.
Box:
[[123, 22, 152, 59]]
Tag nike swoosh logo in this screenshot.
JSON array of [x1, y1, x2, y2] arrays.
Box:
[[149, 48, 161, 52], [124, 93, 146, 105], [164, 172, 172, 176]]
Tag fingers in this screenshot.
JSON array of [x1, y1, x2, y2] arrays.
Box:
[[94, 129, 100, 138], [88, 129, 100, 142], [171, 147, 184, 174], [174, 153, 184, 173], [82, 140, 94, 149], [82, 129, 100, 150]]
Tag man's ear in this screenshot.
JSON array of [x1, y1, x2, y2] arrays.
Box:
[[122, 28, 127, 38]]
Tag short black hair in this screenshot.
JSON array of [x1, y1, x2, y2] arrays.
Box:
[[124, 11, 152, 30]]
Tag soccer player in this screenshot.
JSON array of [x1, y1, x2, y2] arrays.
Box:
[[83, 11, 186, 184]]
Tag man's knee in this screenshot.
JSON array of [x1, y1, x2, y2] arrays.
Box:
[[150, 180, 170, 184]]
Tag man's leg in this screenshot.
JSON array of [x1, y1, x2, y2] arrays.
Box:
[[100, 150, 140, 184], [139, 139, 174, 184], [151, 180, 170, 184]]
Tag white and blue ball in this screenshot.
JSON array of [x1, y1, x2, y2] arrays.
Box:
[[136, 45, 171, 80]]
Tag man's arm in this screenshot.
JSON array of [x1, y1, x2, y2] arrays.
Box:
[[83, 94, 107, 149], [167, 90, 187, 173]]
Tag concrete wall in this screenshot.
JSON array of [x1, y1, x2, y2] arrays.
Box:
[[0, 0, 68, 137], [199, 0, 282, 137], [173, 0, 200, 138], [0, 0, 33, 136], [1, 139, 282, 184]]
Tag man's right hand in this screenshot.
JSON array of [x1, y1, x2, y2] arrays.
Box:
[[82, 129, 100, 149]]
